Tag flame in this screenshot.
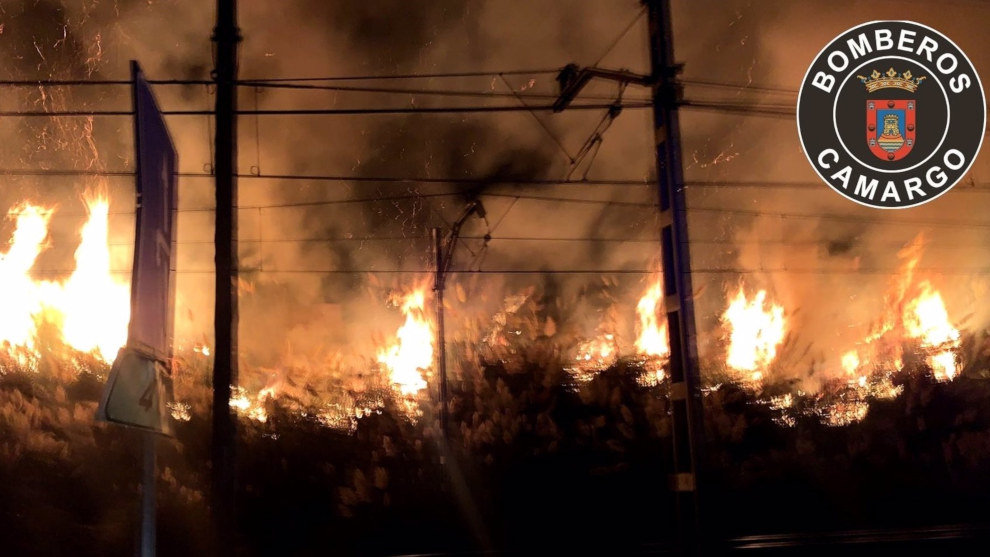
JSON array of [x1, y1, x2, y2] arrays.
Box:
[[832, 235, 960, 417], [230, 385, 272, 423], [377, 288, 433, 395], [841, 350, 860, 377], [0, 193, 130, 362], [769, 393, 793, 410], [903, 281, 960, 381], [0, 203, 54, 353], [635, 281, 669, 360], [168, 401, 192, 422], [569, 332, 619, 384], [822, 401, 869, 427], [56, 192, 131, 359], [313, 391, 385, 433], [848, 236, 961, 385], [634, 280, 669, 386], [817, 241, 958, 426], [722, 286, 786, 381]]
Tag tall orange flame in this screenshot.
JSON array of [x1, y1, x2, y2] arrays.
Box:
[[904, 280, 960, 381], [844, 235, 961, 385], [723, 286, 786, 381], [56, 192, 131, 359], [0, 203, 54, 353], [0, 192, 131, 362], [635, 280, 670, 360], [378, 288, 433, 395]]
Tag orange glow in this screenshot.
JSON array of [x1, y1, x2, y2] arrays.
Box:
[[377, 288, 433, 395], [722, 286, 786, 381]]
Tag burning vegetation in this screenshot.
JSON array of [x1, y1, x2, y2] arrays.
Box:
[[0, 162, 984, 555], [0, 191, 130, 366], [377, 287, 433, 396], [0, 204, 968, 443], [722, 285, 787, 383]]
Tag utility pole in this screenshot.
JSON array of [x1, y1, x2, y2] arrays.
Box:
[[553, 0, 704, 552], [644, 0, 704, 552], [212, 0, 240, 549], [432, 201, 486, 451], [432, 227, 449, 446]]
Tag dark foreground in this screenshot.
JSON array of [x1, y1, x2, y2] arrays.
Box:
[[3, 339, 990, 555]]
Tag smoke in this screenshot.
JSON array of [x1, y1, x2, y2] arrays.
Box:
[[5, 0, 986, 390], [221, 0, 660, 371]]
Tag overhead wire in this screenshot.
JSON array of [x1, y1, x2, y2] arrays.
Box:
[[238, 68, 564, 82], [591, 6, 648, 67], [498, 73, 575, 163], [0, 101, 653, 117], [0, 168, 657, 186], [240, 80, 651, 101], [8, 72, 990, 279]]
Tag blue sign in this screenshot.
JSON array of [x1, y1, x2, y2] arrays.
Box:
[[98, 61, 178, 435], [129, 60, 178, 362]]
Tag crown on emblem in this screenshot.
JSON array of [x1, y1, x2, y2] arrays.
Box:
[[857, 67, 926, 93]]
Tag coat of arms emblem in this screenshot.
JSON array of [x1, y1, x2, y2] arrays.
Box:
[[860, 68, 926, 161]]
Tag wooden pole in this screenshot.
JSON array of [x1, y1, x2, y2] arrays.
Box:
[[211, 0, 240, 548]]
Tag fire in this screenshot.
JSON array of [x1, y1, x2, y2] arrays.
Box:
[[635, 281, 669, 360], [634, 280, 669, 386], [841, 350, 860, 377], [55, 192, 131, 359], [0, 192, 130, 362], [821, 401, 869, 427], [813, 237, 959, 426], [903, 281, 960, 381], [168, 401, 192, 422], [377, 288, 433, 395], [230, 385, 273, 423], [568, 332, 619, 384], [0, 203, 54, 353], [722, 286, 786, 381], [844, 236, 962, 385]]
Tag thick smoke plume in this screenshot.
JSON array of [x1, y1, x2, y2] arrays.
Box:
[[3, 0, 989, 390]]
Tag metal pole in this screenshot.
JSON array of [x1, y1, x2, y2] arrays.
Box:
[[140, 431, 156, 557], [644, 0, 705, 553], [212, 0, 240, 548], [432, 228, 449, 448]]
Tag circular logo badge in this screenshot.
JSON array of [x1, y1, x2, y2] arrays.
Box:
[[797, 21, 985, 209]]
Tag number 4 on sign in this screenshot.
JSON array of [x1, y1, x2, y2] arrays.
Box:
[[96, 347, 175, 436]]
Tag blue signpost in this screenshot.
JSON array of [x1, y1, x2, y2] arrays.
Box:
[[97, 61, 178, 557]]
